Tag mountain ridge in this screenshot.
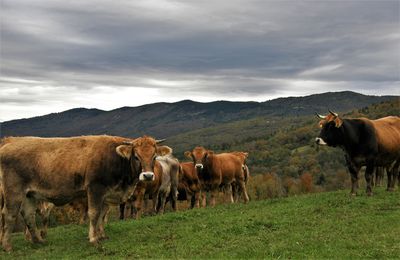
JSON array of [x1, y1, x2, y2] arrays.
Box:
[[1, 91, 397, 138]]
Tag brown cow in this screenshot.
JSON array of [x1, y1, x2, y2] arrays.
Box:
[[179, 162, 201, 208], [230, 152, 250, 202], [120, 146, 179, 219], [184, 147, 249, 207], [0, 135, 163, 251], [316, 113, 400, 195]]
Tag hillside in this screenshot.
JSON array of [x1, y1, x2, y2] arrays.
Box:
[[1, 91, 396, 138], [167, 98, 399, 169], [1, 188, 399, 259]]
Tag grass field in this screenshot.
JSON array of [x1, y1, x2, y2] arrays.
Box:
[[1, 188, 400, 259]]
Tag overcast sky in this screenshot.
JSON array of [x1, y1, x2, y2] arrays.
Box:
[[0, 0, 399, 121]]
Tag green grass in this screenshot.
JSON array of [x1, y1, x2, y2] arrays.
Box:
[[2, 188, 400, 259]]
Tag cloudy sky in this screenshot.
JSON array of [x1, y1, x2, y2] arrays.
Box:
[[1, 0, 399, 121]]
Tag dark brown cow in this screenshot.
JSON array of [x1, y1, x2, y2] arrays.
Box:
[[184, 147, 249, 207], [0, 135, 163, 251], [179, 162, 201, 208], [316, 113, 400, 195]]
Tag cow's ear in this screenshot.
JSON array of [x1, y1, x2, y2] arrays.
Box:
[[334, 117, 343, 128], [157, 145, 173, 156], [184, 151, 192, 159], [116, 145, 133, 159]]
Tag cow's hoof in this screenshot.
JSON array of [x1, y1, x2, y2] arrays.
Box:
[[366, 192, 373, 197], [89, 239, 101, 247], [99, 235, 109, 241], [2, 243, 12, 252]]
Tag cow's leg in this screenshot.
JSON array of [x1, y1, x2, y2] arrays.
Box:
[[226, 184, 234, 204], [364, 163, 375, 196], [134, 188, 146, 220], [238, 180, 250, 203], [119, 203, 125, 220], [39, 202, 54, 238], [20, 198, 45, 244], [193, 191, 200, 208], [389, 161, 399, 190], [157, 192, 167, 214], [347, 164, 360, 196], [200, 191, 207, 207], [97, 203, 109, 241], [87, 187, 106, 245], [210, 186, 219, 207], [1, 195, 22, 251], [387, 168, 394, 191], [375, 167, 382, 187]]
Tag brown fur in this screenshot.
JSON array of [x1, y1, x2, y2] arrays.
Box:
[[318, 114, 400, 195], [120, 153, 179, 219], [179, 162, 201, 208], [185, 147, 249, 207], [0, 135, 161, 251]]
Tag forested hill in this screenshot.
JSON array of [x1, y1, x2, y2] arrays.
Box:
[[1, 91, 396, 138]]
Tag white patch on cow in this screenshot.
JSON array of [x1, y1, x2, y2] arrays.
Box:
[[139, 171, 155, 181], [315, 137, 327, 145], [195, 163, 203, 169]]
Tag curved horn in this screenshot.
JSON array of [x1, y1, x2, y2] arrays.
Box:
[[315, 113, 325, 119], [329, 110, 338, 117], [123, 141, 134, 145], [156, 139, 166, 144]]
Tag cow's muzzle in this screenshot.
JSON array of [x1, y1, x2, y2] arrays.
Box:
[[139, 171, 155, 181], [195, 163, 204, 169], [315, 137, 327, 146]]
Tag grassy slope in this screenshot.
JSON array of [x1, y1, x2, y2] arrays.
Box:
[[2, 188, 400, 259]]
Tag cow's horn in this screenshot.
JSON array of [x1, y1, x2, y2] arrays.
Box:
[[156, 139, 166, 144], [123, 140, 134, 145], [329, 110, 338, 117], [315, 113, 325, 119]]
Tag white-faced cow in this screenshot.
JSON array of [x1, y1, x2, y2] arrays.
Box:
[[184, 147, 249, 207], [119, 145, 179, 219], [315, 112, 400, 196], [0, 135, 164, 251]]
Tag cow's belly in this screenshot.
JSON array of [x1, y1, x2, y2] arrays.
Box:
[[26, 189, 86, 206]]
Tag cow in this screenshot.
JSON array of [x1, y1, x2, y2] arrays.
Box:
[[119, 146, 179, 219], [0, 135, 164, 251], [179, 162, 201, 208], [230, 152, 250, 202], [315, 112, 400, 196], [184, 147, 249, 207]]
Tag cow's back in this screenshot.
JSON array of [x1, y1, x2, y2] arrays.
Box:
[[212, 153, 243, 183], [0, 135, 129, 204], [371, 116, 400, 156]]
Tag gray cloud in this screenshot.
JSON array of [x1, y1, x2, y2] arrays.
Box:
[[0, 0, 399, 121]]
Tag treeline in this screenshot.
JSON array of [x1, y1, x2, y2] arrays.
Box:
[[168, 98, 399, 195]]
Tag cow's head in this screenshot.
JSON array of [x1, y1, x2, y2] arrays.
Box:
[[184, 146, 214, 172], [116, 136, 166, 182], [315, 110, 344, 147]]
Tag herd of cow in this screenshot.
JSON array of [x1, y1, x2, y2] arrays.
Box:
[[0, 111, 399, 252]]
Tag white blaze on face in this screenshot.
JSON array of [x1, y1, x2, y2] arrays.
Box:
[[139, 171, 155, 181], [315, 137, 327, 145], [195, 163, 203, 169]]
